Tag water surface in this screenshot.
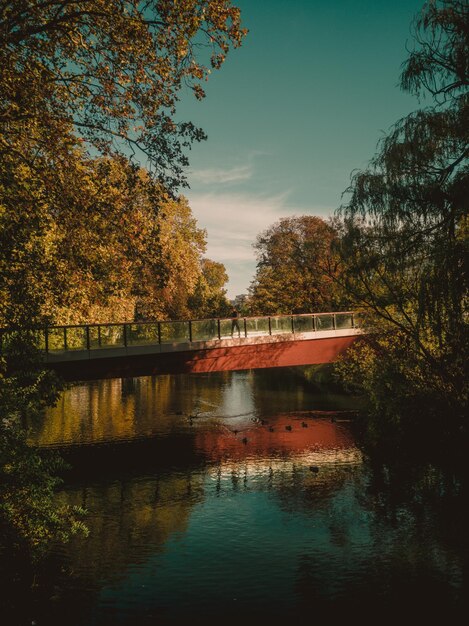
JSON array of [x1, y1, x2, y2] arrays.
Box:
[[16, 368, 469, 624]]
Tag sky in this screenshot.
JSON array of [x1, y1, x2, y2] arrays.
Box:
[[173, 0, 424, 299]]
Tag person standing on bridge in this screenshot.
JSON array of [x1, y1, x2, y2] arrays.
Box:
[[230, 307, 241, 338]]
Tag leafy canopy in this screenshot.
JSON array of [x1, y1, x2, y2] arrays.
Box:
[[249, 216, 344, 315], [0, 0, 247, 189]]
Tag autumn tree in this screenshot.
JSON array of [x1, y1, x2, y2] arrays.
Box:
[[0, 139, 224, 326], [249, 216, 344, 315], [135, 194, 207, 319], [1, 0, 246, 328], [336, 0, 468, 441], [0, 147, 163, 325], [0, 0, 245, 554], [188, 258, 230, 318], [0, 0, 246, 190]]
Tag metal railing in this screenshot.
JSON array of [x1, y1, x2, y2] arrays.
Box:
[[0, 311, 359, 354]]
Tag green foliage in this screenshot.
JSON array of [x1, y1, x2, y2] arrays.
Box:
[[401, 0, 468, 102], [336, 0, 468, 444], [0, 1, 246, 326], [0, 336, 88, 557], [0, 141, 223, 326], [249, 215, 347, 314], [1, 147, 163, 325]]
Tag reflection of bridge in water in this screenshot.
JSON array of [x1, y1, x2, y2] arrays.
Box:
[[29, 311, 361, 381]]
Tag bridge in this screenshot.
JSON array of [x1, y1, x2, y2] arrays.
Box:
[[15, 311, 361, 381]]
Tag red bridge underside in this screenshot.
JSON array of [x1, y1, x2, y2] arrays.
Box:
[[49, 335, 360, 382]]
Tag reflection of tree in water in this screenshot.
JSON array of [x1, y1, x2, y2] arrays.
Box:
[[272, 462, 358, 517], [362, 462, 468, 583], [251, 366, 361, 416], [60, 471, 204, 578], [63, 453, 359, 579], [290, 461, 468, 620], [30, 368, 360, 448], [6, 457, 466, 624], [43, 469, 206, 623], [207, 457, 355, 496], [29, 372, 232, 446]]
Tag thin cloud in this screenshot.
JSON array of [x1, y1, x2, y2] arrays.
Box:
[[190, 164, 253, 184]]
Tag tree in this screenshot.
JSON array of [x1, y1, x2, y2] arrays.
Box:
[[336, 0, 468, 439], [0, 0, 246, 190], [0, 147, 165, 326], [188, 258, 230, 318], [0, 336, 88, 557], [0, 0, 245, 554], [135, 194, 207, 320], [249, 216, 344, 315], [0, 0, 246, 329]]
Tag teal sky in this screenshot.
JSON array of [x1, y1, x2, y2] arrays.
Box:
[[173, 0, 424, 298]]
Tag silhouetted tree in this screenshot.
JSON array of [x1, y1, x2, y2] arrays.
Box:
[[336, 0, 468, 437]]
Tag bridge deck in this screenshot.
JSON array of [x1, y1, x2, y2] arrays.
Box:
[[44, 327, 361, 364], [2, 312, 361, 380]]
